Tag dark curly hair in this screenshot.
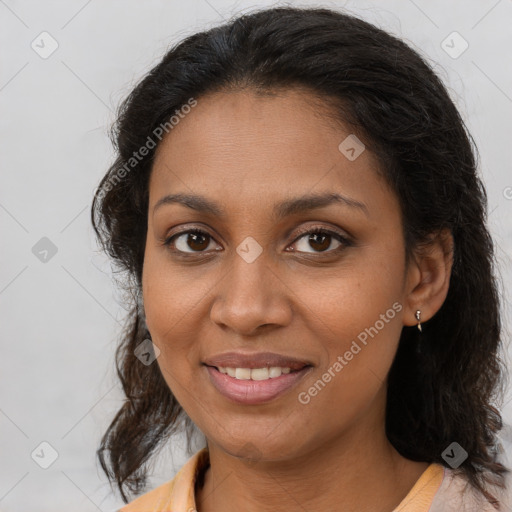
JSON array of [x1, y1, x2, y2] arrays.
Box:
[[91, 5, 510, 507]]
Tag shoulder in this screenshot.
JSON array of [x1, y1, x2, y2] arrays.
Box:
[[393, 461, 511, 512], [118, 447, 209, 512], [429, 465, 511, 512]]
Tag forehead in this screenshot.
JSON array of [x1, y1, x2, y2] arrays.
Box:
[[154, 87, 343, 156], [149, 88, 393, 216]]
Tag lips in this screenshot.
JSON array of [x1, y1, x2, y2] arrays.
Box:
[[202, 351, 313, 404], [203, 351, 311, 371], [204, 365, 312, 405]]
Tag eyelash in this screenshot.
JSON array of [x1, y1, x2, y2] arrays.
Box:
[[162, 226, 352, 257]]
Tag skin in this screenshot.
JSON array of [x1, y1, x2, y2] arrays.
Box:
[[142, 87, 454, 512]]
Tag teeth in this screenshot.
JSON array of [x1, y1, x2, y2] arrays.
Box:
[[251, 368, 269, 381], [217, 366, 295, 380], [269, 367, 282, 378], [235, 368, 251, 380]]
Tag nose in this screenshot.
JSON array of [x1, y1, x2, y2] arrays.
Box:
[[209, 248, 293, 336]]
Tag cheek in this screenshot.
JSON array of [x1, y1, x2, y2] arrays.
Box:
[[142, 251, 192, 368], [295, 293, 403, 435], [142, 244, 211, 340], [142, 259, 202, 410], [293, 248, 405, 396], [295, 252, 404, 342], [141, 247, 220, 406]]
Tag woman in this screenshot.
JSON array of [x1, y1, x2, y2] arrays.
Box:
[[91, 6, 511, 511]]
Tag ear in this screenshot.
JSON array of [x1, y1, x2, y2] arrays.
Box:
[[403, 228, 454, 327]]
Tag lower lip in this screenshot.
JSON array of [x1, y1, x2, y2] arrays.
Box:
[[205, 365, 311, 405]]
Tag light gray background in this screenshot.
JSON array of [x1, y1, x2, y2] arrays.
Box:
[[1, 1, 512, 511]]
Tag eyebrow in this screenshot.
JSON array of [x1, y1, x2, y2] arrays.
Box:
[[153, 191, 369, 219]]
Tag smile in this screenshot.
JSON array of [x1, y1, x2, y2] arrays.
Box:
[[217, 366, 293, 380], [204, 364, 312, 405]]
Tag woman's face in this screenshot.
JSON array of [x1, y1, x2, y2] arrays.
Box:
[[142, 88, 415, 461]]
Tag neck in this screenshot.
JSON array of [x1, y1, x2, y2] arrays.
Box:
[[196, 408, 429, 512]]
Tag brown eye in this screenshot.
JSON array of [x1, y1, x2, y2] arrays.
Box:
[[292, 228, 350, 254], [307, 232, 332, 252], [165, 229, 216, 253]]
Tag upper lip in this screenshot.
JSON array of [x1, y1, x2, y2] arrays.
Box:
[[203, 351, 312, 370]]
